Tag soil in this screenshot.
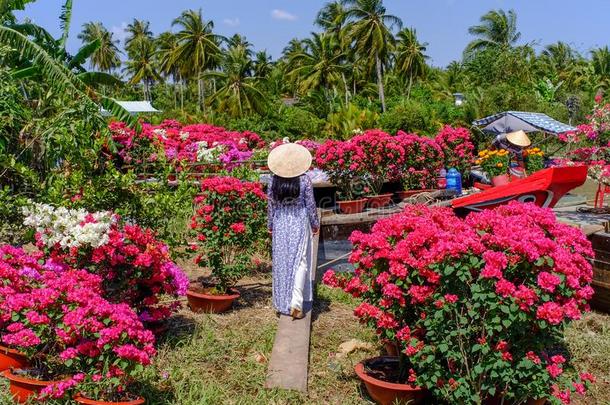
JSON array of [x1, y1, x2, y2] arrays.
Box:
[[363, 357, 405, 384]]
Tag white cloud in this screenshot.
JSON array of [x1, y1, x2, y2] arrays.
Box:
[[223, 18, 240, 27], [271, 9, 297, 21], [110, 22, 129, 45]]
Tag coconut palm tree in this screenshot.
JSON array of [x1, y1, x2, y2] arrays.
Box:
[[253, 50, 273, 79], [227, 33, 252, 56], [342, 0, 403, 112], [465, 9, 520, 55], [125, 19, 153, 58], [156, 31, 183, 109], [591, 47, 610, 91], [394, 28, 428, 98], [288, 33, 349, 107], [172, 9, 222, 112], [205, 46, 265, 117], [316, 1, 348, 36], [124, 39, 162, 101], [78, 22, 121, 72]]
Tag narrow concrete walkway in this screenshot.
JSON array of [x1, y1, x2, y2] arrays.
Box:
[[265, 227, 320, 393]]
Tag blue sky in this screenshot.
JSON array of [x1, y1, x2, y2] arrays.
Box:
[[15, 0, 610, 67]]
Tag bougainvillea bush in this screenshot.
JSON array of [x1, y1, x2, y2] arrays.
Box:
[[191, 177, 267, 293], [396, 131, 444, 190], [315, 138, 369, 200], [435, 125, 476, 176], [110, 120, 264, 171], [323, 202, 595, 404], [22, 203, 189, 323], [0, 261, 155, 401]]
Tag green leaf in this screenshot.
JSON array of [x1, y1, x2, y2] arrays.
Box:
[[69, 39, 100, 69]]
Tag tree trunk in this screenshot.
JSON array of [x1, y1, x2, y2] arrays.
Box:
[[407, 75, 413, 100], [342, 72, 350, 105], [198, 75, 206, 113], [179, 74, 184, 112], [375, 52, 386, 113]]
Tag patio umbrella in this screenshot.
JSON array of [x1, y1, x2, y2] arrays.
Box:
[[472, 111, 575, 136]]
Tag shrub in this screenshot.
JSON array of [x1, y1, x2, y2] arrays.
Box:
[[324, 202, 595, 404], [315, 138, 369, 200], [435, 125, 476, 175], [378, 100, 434, 135], [0, 264, 155, 401], [396, 131, 444, 189], [22, 203, 189, 322], [191, 177, 268, 293], [525, 148, 545, 173]]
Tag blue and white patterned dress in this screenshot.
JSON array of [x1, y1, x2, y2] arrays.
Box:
[[267, 175, 320, 315]]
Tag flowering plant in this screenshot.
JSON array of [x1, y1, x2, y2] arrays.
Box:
[[315, 139, 369, 200], [565, 95, 610, 146], [396, 131, 444, 190], [435, 125, 475, 175], [524, 147, 545, 174], [323, 202, 595, 404], [0, 263, 155, 401], [476, 149, 510, 177], [22, 203, 189, 323], [191, 177, 268, 293]]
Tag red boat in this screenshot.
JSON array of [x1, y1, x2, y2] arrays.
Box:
[[452, 166, 587, 213]]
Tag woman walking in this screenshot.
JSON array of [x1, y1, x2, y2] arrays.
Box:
[[267, 143, 319, 319]]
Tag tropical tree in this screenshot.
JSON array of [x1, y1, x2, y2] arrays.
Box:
[[172, 9, 222, 112], [227, 33, 252, 56], [316, 1, 347, 36], [342, 0, 403, 112], [591, 46, 610, 91], [125, 19, 153, 58], [77, 22, 121, 72], [156, 31, 183, 108], [394, 27, 428, 98], [124, 39, 162, 100], [289, 33, 348, 96], [253, 50, 273, 79], [465, 9, 520, 55], [205, 46, 265, 117]]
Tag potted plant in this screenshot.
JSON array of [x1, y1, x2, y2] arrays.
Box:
[[351, 131, 404, 209], [435, 125, 476, 179], [324, 202, 596, 404], [524, 147, 545, 174], [1, 269, 154, 404], [396, 132, 444, 200], [476, 149, 510, 186], [0, 245, 44, 372], [189, 176, 268, 313], [315, 139, 368, 214], [22, 202, 189, 327]]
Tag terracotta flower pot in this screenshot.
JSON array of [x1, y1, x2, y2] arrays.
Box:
[[396, 189, 435, 201], [337, 199, 368, 215], [74, 394, 146, 405], [1, 369, 57, 403], [491, 174, 510, 187], [0, 345, 28, 372], [186, 288, 240, 314], [354, 357, 427, 405], [367, 194, 394, 209]]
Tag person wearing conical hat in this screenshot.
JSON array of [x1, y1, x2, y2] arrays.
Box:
[[267, 143, 319, 320], [491, 130, 531, 161]]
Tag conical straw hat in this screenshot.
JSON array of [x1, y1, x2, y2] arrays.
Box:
[[267, 143, 312, 178], [506, 130, 531, 147]]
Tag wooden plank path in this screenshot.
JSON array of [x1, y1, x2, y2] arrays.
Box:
[[265, 224, 320, 393]]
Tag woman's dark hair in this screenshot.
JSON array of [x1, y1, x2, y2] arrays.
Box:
[[272, 175, 300, 203]]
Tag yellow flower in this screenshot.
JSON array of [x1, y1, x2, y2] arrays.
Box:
[[496, 163, 504, 168], [478, 151, 486, 157]]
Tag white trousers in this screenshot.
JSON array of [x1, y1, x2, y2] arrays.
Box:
[[290, 226, 311, 311]]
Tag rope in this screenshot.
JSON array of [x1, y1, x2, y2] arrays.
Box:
[[576, 207, 610, 215]]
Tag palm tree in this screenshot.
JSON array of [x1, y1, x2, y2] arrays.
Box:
[[78, 22, 121, 72], [253, 50, 273, 79], [172, 9, 222, 112], [124, 39, 162, 100], [591, 47, 610, 91], [465, 9, 520, 55], [205, 46, 265, 117], [316, 1, 347, 36], [156, 31, 183, 108], [394, 28, 428, 98], [288, 32, 348, 99], [227, 34, 253, 56], [125, 19, 153, 58], [342, 0, 403, 112]]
